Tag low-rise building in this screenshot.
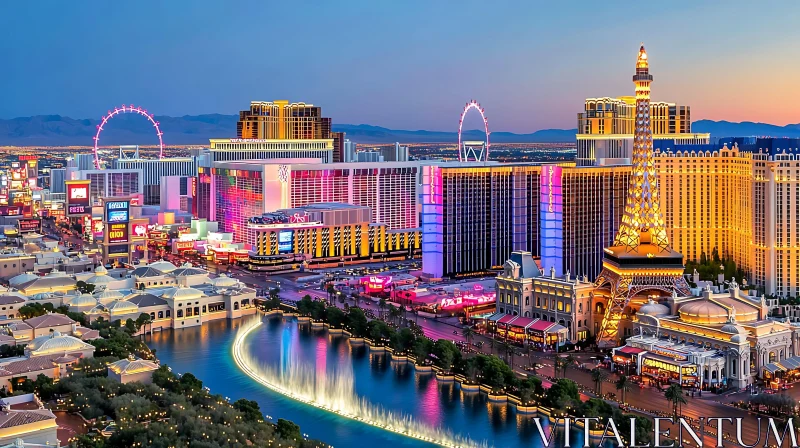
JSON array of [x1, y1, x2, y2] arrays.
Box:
[[495, 251, 595, 342], [247, 203, 420, 272], [108, 356, 159, 384], [612, 283, 798, 389], [0, 395, 58, 447]]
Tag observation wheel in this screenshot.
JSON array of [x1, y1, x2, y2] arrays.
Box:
[[457, 100, 490, 162], [93, 104, 163, 169]]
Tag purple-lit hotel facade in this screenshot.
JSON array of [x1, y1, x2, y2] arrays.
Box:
[[421, 162, 630, 280], [206, 160, 420, 248]]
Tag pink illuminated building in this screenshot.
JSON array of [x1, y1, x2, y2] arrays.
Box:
[[209, 160, 420, 244]]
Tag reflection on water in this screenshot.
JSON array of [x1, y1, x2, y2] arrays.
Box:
[[148, 316, 593, 448]]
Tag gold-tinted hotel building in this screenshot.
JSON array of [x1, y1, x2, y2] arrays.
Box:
[[236, 100, 346, 162], [576, 97, 709, 166], [655, 139, 800, 297]]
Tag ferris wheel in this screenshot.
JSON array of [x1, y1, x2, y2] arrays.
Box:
[[457, 100, 490, 162], [93, 104, 164, 169]]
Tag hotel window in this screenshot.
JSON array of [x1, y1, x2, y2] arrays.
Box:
[[557, 301, 563, 311]]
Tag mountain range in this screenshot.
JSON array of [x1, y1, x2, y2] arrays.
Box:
[[1, 114, 799, 146]]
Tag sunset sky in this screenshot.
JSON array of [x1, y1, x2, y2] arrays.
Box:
[[2, 1, 799, 132]]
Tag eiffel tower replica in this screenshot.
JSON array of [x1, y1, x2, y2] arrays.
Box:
[[594, 45, 691, 348]]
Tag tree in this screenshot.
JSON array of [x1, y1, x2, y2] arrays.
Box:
[[462, 326, 475, 346], [76, 280, 96, 295], [622, 414, 654, 446], [545, 378, 580, 410], [433, 339, 459, 372], [276, 418, 302, 441], [233, 398, 263, 422], [326, 285, 336, 302], [590, 368, 608, 396], [615, 375, 633, 404], [560, 354, 575, 378], [412, 338, 434, 364], [378, 298, 387, 320], [309, 301, 326, 321], [346, 308, 368, 337], [351, 293, 361, 308], [390, 328, 416, 353], [297, 296, 314, 316], [135, 313, 152, 334], [388, 304, 402, 326], [664, 384, 686, 420], [325, 307, 345, 328]]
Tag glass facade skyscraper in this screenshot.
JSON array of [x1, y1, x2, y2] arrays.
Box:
[[421, 162, 630, 279]]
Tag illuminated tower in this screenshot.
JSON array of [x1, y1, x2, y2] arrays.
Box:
[[593, 45, 691, 347]]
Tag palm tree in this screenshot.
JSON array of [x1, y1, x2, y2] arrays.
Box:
[[556, 354, 575, 379], [497, 340, 509, 362], [378, 298, 387, 320], [553, 356, 563, 379], [615, 375, 633, 404], [506, 344, 516, 370], [389, 305, 402, 326], [351, 293, 361, 308], [590, 368, 608, 396], [664, 384, 686, 420], [462, 327, 475, 346]]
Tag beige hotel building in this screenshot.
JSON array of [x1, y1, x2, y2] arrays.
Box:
[[655, 141, 800, 297]]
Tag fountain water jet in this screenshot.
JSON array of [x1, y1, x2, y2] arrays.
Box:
[[232, 317, 487, 448]]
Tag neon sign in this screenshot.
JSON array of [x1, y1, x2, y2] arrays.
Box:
[[547, 166, 554, 213], [361, 275, 393, 293], [440, 292, 496, 309], [289, 212, 308, 224], [133, 224, 147, 237]]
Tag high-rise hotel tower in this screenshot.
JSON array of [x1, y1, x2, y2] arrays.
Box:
[[593, 45, 691, 347]]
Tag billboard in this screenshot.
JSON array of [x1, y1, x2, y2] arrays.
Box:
[[107, 222, 129, 244], [361, 275, 393, 294], [66, 180, 91, 216], [107, 245, 129, 255], [92, 219, 105, 238], [105, 200, 130, 223], [17, 218, 41, 233], [278, 230, 294, 253], [190, 176, 197, 217], [175, 240, 195, 252], [131, 222, 148, 239], [539, 165, 564, 277]]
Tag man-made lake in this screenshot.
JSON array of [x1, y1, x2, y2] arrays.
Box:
[[148, 316, 566, 448]]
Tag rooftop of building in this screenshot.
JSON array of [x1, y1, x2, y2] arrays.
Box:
[[24, 313, 75, 329], [212, 159, 421, 171]]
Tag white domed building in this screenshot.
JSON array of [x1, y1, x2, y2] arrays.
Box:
[[25, 331, 95, 358], [148, 261, 177, 274], [106, 299, 140, 320], [171, 263, 210, 286], [85, 304, 109, 323], [94, 289, 124, 305], [614, 283, 799, 390], [8, 273, 38, 287], [66, 294, 97, 312], [108, 356, 159, 384], [210, 274, 240, 290]]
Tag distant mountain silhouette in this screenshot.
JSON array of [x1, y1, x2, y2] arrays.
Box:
[[0, 114, 798, 146], [691, 119, 800, 138], [331, 124, 576, 143]]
